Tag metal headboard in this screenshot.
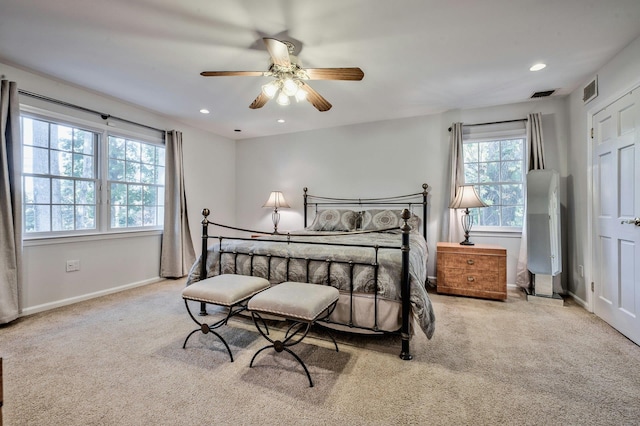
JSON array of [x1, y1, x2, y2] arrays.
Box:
[[303, 183, 429, 241]]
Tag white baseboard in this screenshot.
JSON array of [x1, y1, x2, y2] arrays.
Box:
[[20, 277, 162, 317], [568, 291, 589, 310]]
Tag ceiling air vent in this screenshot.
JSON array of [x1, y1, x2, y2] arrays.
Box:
[[583, 76, 598, 104], [531, 90, 555, 98]]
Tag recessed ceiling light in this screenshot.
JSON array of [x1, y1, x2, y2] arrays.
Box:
[[529, 63, 546, 71], [277, 119, 285, 123], [200, 109, 210, 114]]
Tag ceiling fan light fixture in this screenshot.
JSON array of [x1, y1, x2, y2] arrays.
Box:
[[201, 38, 363, 112], [294, 87, 307, 102], [262, 81, 279, 98], [282, 78, 298, 96], [276, 91, 290, 106]]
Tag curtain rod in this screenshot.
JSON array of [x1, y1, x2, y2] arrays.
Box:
[[448, 118, 527, 132], [18, 89, 165, 134]]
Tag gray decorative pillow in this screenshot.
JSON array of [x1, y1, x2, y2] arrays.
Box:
[[307, 209, 358, 231], [360, 209, 421, 233]]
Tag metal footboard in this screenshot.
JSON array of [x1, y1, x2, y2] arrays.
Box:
[[196, 209, 415, 360]]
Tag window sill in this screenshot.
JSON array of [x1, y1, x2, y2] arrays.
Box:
[[472, 228, 523, 239], [23, 229, 163, 247]]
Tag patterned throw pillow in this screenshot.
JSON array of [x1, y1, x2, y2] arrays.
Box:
[[307, 209, 358, 231], [360, 209, 421, 233]]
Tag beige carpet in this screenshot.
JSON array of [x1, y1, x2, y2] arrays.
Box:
[[1, 279, 639, 425]]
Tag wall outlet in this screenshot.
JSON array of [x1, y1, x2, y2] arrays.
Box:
[[66, 259, 80, 272]]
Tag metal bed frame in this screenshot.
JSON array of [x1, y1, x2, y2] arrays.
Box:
[[195, 183, 429, 360]]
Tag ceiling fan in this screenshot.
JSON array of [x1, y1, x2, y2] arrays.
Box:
[[200, 37, 364, 112]]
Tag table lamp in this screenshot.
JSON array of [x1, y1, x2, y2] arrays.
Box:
[[263, 191, 290, 234], [449, 185, 487, 245]]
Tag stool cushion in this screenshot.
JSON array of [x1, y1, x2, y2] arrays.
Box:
[[182, 274, 270, 306], [248, 282, 339, 322]]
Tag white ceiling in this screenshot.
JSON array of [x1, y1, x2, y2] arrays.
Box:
[[2, 0, 640, 140]]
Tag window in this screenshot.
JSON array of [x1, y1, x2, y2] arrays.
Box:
[[463, 136, 525, 228], [108, 136, 165, 229], [21, 113, 165, 236], [22, 117, 98, 233]]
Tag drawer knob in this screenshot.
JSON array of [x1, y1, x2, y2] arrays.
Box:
[[467, 276, 475, 282], [467, 259, 475, 265]]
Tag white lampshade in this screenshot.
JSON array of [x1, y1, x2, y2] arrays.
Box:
[[263, 191, 290, 209], [294, 86, 307, 102], [449, 185, 487, 209], [261, 81, 279, 98], [281, 78, 298, 96], [276, 91, 290, 106]]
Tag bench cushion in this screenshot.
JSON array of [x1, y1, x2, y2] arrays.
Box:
[[182, 274, 270, 306], [248, 282, 340, 322]]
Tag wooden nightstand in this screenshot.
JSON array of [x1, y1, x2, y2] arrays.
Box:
[[436, 242, 507, 300]]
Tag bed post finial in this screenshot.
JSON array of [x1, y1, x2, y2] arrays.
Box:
[[401, 208, 411, 231], [422, 183, 429, 194]]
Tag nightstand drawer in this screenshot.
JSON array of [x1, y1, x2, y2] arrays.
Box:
[[442, 253, 501, 272], [441, 269, 503, 292]]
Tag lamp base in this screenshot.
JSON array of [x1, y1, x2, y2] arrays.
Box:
[[459, 230, 474, 245], [459, 209, 476, 246], [271, 209, 280, 234]]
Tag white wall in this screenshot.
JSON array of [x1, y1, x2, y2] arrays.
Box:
[[1, 61, 236, 315], [236, 96, 570, 285], [566, 35, 640, 306]]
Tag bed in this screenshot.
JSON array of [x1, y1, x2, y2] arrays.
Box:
[[185, 184, 435, 360]]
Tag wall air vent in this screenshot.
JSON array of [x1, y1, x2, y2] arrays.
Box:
[[531, 90, 555, 98], [583, 76, 598, 104]]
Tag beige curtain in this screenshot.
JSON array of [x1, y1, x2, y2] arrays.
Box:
[[515, 112, 546, 289], [0, 80, 22, 324], [444, 122, 465, 243], [160, 130, 195, 278]]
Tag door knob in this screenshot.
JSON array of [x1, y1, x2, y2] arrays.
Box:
[[620, 217, 640, 226]]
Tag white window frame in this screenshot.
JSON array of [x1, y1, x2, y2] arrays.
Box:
[[105, 134, 165, 232], [463, 129, 526, 234], [20, 105, 165, 241]]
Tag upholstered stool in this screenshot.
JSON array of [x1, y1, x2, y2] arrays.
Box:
[[182, 274, 270, 362], [247, 282, 340, 387]]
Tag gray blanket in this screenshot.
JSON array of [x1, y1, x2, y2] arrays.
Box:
[[186, 231, 435, 339]]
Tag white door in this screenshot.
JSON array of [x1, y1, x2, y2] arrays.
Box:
[[592, 88, 640, 345]]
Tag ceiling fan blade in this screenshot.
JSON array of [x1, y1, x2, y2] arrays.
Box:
[[201, 71, 265, 77], [300, 82, 332, 112], [263, 38, 291, 68], [304, 67, 364, 81], [249, 92, 270, 109]]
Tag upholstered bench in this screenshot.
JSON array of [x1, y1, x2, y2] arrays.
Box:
[[181, 274, 270, 362], [247, 281, 340, 387]]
